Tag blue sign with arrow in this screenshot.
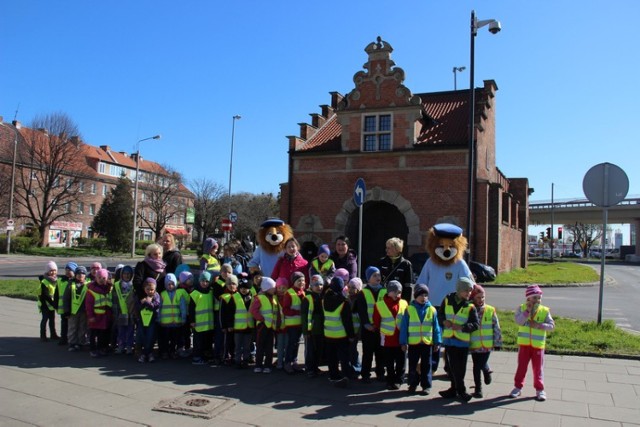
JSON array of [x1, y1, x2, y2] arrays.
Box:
[[354, 178, 366, 207]]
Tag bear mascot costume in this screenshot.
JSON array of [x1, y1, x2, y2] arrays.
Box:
[[416, 223, 474, 372], [416, 223, 473, 307], [248, 218, 293, 277]]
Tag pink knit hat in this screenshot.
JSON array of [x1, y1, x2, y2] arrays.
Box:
[[525, 285, 543, 298], [470, 284, 485, 299], [96, 268, 109, 280]]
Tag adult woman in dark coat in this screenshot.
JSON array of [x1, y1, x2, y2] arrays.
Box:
[[330, 236, 358, 280], [377, 237, 414, 303], [133, 243, 166, 300], [162, 233, 183, 275]]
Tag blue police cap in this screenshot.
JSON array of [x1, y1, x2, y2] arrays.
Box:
[[260, 218, 284, 228], [433, 223, 463, 238]]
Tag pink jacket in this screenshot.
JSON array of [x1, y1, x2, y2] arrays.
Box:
[[85, 281, 113, 330], [271, 253, 309, 285]]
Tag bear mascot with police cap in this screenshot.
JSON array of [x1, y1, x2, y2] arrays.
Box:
[[247, 218, 293, 277], [416, 223, 473, 308], [416, 223, 474, 372]]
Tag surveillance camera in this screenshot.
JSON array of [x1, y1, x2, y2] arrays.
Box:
[[488, 21, 501, 34]]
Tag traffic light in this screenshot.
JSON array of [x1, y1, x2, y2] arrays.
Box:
[[546, 227, 551, 239], [558, 227, 563, 239], [539, 232, 545, 240]]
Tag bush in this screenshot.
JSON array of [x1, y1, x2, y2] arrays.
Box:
[[76, 237, 107, 250], [8, 236, 40, 253]]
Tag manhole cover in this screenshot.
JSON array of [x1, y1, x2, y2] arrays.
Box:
[[154, 393, 237, 419]]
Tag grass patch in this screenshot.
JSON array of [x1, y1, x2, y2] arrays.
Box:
[[0, 279, 38, 301], [497, 310, 640, 356], [493, 262, 598, 285]]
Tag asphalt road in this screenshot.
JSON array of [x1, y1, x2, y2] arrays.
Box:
[[2, 255, 639, 332]]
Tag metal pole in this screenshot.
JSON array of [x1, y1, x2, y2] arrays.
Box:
[[598, 208, 607, 324], [1, 123, 18, 254], [466, 10, 476, 262], [453, 67, 457, 90], [550, 183, 555, 262], [358, 204, 363, 279], [131, 147, 141, 257], [227, 115, 240, 244]]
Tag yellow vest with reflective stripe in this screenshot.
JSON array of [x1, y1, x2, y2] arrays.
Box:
[[233, 292, 254, 330], [202, 254, 220, 272], [88, 289, 113, 315], [213, 278, 225, 311], [470, 305, 495, 350], [284, 288, 302, 327], [362, 288, 386, 324], [190, 290, 214, 332], [442, 298, 473, 342], [312, 258, 333, 274], [517, 304, 549, 349], [376, 299, 408, 336], [305, 294, 315, 331], [56, 279, 70, 314], [113, 281, 131, 315], [160, 291, 183, 326], [323, 301, 346, 339], [70, 283, 87, 315], [407, 305, 436, 345], [256, 294, 277, 329], [37, 278, 56, 312]]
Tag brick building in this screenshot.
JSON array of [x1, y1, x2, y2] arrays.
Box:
[[0, 118, 194, 247], [280, 38, 530, 273]]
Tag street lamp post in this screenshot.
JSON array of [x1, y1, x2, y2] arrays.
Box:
[[466, 10, 500, 262], [0, 122, 18, 254], [226, 115, 241, 243], [453, 66, 466, 90], [131, 134, 161, 257]]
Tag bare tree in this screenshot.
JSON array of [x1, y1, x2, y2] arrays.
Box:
[[189, 178, 226, 241], [564, 223, 603, 256], [232, 192, 279, 241], [138, 164, 187, 239], [14, 112, 88, 246]]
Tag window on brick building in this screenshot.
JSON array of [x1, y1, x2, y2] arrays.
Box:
[[98, 162, 106, 174], [90, 183, 96, 194], [102, 185, 108, 196], [89, 204, 96, 216], [77, 202, 84, 214], [362, 114, 392, 151], [79, 181, 84, 193]]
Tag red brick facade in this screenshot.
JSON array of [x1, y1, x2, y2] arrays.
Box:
[[280, 38, 529, 273]]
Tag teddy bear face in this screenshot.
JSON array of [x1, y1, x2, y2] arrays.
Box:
[[257, 221, 293, 255], [264, 226, 284, 246], [434, 237, 459, 262], [426, 226, 467, 267]]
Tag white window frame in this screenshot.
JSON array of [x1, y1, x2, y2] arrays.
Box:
[[89, 204, 96, 216], [362, 113, 393, 152]]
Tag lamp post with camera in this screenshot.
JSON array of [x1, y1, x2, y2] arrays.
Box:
[[453, 66, 466, 90], [130, 134, 161, 258], [466, 10, 501, 261], [0, 121, 19, 254]]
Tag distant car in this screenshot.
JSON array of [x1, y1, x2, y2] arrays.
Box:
[[562, 251, 581, 258], [469, 261, 497, 283], [605, 249, 620, 259]]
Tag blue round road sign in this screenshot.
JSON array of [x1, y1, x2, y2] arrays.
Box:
[[354, 178, 366, 207]]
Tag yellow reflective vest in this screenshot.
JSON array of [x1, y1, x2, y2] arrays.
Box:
[[442, 298, 474, 342], [376, 299, 408, 336], [284, 288, 303, 327], [88, 289, 113, 315], [160, 291, 184, 326], [38, 278, 57, 312], [232, 292, 254, 330], [69, 282, 88, 315], [470, 305, 496, 350], [190, 290, 214, 332], [323, 301, 347, 339], [361, 287, 386, 324], [517, 304, 550, 349], [255, 294, 277, 329], [406, 305, 436, 345], [56, 278, 70, 314], [113, 281, 132, 316]]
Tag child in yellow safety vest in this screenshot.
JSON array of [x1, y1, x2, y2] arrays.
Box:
[[399, 284, 442, 395], [38, 261, 60, 342], [112, 265, 135, 355], [356, 266, 386, 383], [274, 277, 289, 370], [221, 277, 255, 368], [189, 271, 214, 365], [219, 273, 239, 365], [510, 284, 555, 402], [309, 244, 336, 285], [282, 271, 306, 374], [63, 266, 89, 351], [373, 280, 408, 390], [301, 274, 325, 378], [177, 270, 195, 357], [53, 261, 77, 345], [158, 273, 188, 359], [347, 277, 363, 376], [469, 284, 502, 398], [323, 277, 355, 387], [137, 277, 161, 363], [437, 277, 479, 402], [249, 277, 279, 373]]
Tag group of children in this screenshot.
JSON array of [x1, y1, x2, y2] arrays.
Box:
[[37, 258, 555, 402]]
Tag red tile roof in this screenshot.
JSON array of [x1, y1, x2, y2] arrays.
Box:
[[295, 88, 487, 152]]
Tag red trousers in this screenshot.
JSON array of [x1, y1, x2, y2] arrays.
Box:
[[514, 345, 545, 391]]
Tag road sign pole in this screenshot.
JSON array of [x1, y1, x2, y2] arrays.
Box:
[[597, 208, 608, 324], [358, 204, 363, 279]]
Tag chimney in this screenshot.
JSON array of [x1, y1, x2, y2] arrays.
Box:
[[99, 145, 111, 152], [330, 92, 344, 109], [119, 151, 128, 156], [12, 120, 21, 129], [310, 113, 326, 128], [320, 104, 334, 118]]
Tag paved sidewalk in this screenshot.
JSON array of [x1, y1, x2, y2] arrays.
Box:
[[0, 296, 639, 426]]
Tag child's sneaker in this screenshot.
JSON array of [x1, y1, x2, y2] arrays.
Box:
[[536, 390, 547, 401], [262, 367, 271, 374], [138, 355, 146, 363], [192, 358, 206, 365], [253, 367, 263, 373], [509, 387, 522, 398]]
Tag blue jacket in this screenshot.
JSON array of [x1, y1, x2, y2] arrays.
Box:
[[399, 300, 442, 347]]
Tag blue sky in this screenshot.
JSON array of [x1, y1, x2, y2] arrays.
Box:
[[2, 1, 638, 211]]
